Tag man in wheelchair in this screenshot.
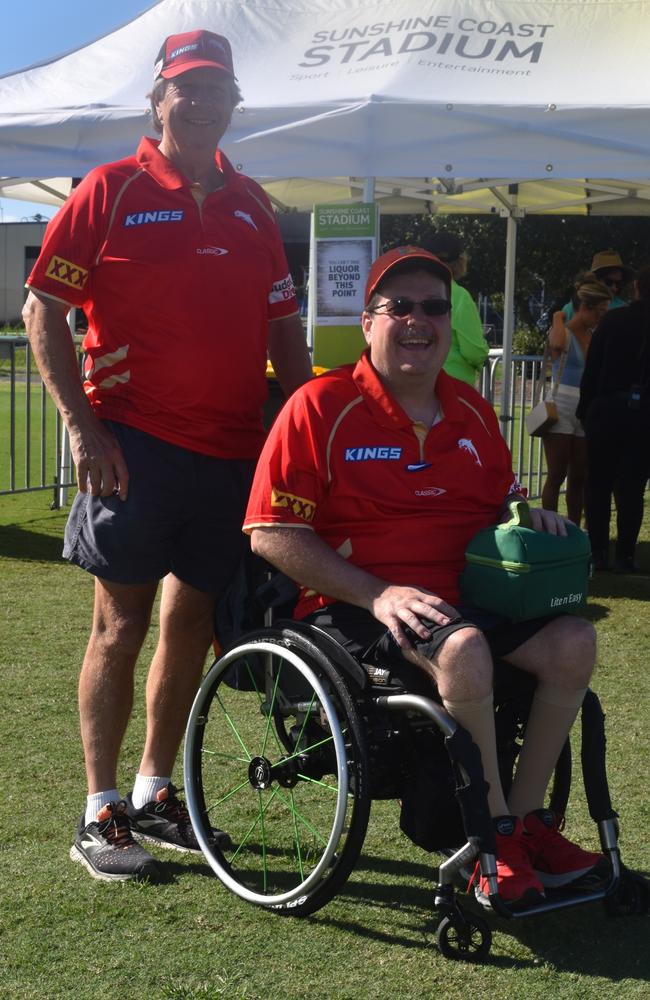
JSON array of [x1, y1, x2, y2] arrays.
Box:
[[243, 246, 607, 912]]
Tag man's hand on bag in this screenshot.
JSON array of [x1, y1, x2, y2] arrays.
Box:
[[529, 507, 569, 537]]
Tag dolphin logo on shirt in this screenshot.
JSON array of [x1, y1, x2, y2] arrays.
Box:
[[234, 209, 258, 231], [458, 438, 482, 466]]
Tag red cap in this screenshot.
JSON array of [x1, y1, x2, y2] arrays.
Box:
[[154, 30, 235, 80], [365, 246, 452, 306]]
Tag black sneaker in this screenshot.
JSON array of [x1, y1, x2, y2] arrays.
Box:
[[125, 783, 232, 854], [69, 800, 161, 882]]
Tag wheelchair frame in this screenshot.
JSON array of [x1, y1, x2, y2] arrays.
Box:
[[183, 619, 647, 961]]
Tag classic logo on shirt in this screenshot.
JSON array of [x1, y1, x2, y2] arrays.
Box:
[[271, 487, 316, 523], [196, 246, 229, 256], [123, 210, 184, 226], [415, 487, 446, 497], [269, 275, 295, 303], [345, 446, 402, 461], [45, 255, 88, 290], [458, 438, 482, 466]]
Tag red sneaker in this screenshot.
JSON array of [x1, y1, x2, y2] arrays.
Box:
[[473, 816, 545, 910], [523, 809, 608, 889]]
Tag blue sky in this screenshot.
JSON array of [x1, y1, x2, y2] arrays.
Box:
[[1, 0, 153, 221]]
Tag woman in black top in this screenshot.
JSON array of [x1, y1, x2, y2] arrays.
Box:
[[577, 265, 650, 572]]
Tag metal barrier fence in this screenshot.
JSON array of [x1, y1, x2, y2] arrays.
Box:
[[1, 338, 549, 503], [479, 349, 549, 500], [0, 336, 73, 505]]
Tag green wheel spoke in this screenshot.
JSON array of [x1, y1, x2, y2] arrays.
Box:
[[289, 788, 305, 880], [258, 791, 268, 892], [245, 659, 264, 698], [215, 691, 252, 761], [204, 777, 251, 810], [243, 661, 285, 756], [295, 773, 340, 792], [293, 689, 318, 748], [261, 660, 284, 757], [269, 733, 335, 769], [200, 748, 250, 764], [229, 785, 281, 865], [272, 786, 331, 846]]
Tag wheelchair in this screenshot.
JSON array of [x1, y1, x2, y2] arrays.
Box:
[[183, 598, 648, 962]]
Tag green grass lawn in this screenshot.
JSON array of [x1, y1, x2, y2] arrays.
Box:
[[0, 492, 648, 1000]]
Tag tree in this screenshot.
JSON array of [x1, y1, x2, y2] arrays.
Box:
[[380, 213, 650, 328]]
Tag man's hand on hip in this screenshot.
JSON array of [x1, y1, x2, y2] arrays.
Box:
[[70, 420, 129, 500]]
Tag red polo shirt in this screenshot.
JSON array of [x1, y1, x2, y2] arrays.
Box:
[[27, 138, 298, 458], [244, 352, 521, 615]]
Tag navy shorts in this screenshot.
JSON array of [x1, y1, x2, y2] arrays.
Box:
[[63, 421, 254, 595], [305, 603, 558, 694]]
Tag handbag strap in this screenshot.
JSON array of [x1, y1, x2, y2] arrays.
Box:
[[532, 335, 568, 404], [549, 335, 570, 399]]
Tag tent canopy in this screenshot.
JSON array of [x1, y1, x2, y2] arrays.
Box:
[[1, 0, 650, 186]]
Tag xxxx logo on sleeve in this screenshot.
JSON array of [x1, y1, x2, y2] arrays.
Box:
[[271, 487, 316, 523], [45, 255, 88, 290]]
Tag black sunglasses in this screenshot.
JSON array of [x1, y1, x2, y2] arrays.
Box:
[[369, 296, 451, 318], [601, 276, 622, 288]]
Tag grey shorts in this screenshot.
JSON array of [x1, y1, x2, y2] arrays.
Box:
[[63, 421, 254, 595], [305, 604, 557, 694], [545, 386, 585, 437]]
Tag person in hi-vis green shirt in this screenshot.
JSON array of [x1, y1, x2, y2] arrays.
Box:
[[421, 232, 489, 385]]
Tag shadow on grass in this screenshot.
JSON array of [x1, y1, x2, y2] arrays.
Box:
[[0, 522, 65, 562], [319, 856, 649, 976], [167, 848, 648, 976]]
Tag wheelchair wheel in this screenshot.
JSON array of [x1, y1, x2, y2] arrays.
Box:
[[184, 629, 371, 916], [435, 913, 492, 961]]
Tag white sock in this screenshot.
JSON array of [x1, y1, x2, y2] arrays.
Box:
[[131, 774, 171, 810], [85, 789, 120, 827]]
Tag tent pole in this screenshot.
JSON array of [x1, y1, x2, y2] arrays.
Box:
[[56, 308, 76, 509], [500, 201, 518, 441], [362, 177, 375, 203]]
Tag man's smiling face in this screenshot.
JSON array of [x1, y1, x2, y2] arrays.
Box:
[[361, 268, 452, 386], [155, 67, 234, 153]]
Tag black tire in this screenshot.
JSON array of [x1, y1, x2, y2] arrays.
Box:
[[436, 913, 492, 961], [184, 628, 371, 917], [604, 870, 650, 917]]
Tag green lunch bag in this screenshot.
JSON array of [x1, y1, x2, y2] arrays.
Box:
[[460, 502, 591, 622]]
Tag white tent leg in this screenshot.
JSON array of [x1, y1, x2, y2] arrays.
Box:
[[499, 211, 518, 441], [362, 177, 376, 203], [57, 308, 76, 508]]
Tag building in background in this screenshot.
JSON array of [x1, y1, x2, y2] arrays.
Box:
[[0, 222, 47, 325]]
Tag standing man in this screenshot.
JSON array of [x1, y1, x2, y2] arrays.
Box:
[[244, 247, 606, 911], [23, 29, 312, 882], [419, 231, 489, 386]]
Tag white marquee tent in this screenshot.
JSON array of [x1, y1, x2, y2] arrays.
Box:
[[2, 0, 650, 409]]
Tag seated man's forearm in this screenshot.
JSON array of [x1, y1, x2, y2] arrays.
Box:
[[251, 525, 384, 612], [250, 525, 456, 646]]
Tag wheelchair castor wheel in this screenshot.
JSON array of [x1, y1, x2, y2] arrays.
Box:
[[435, 913, 492, 960], [604, 870, 650, 917]]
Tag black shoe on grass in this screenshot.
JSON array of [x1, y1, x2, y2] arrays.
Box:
[[69, 800, 161, 882], [125, 782, 232, 854]]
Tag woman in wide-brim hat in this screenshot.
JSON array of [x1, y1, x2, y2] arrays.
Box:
[[541, 274, 612, 525]]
